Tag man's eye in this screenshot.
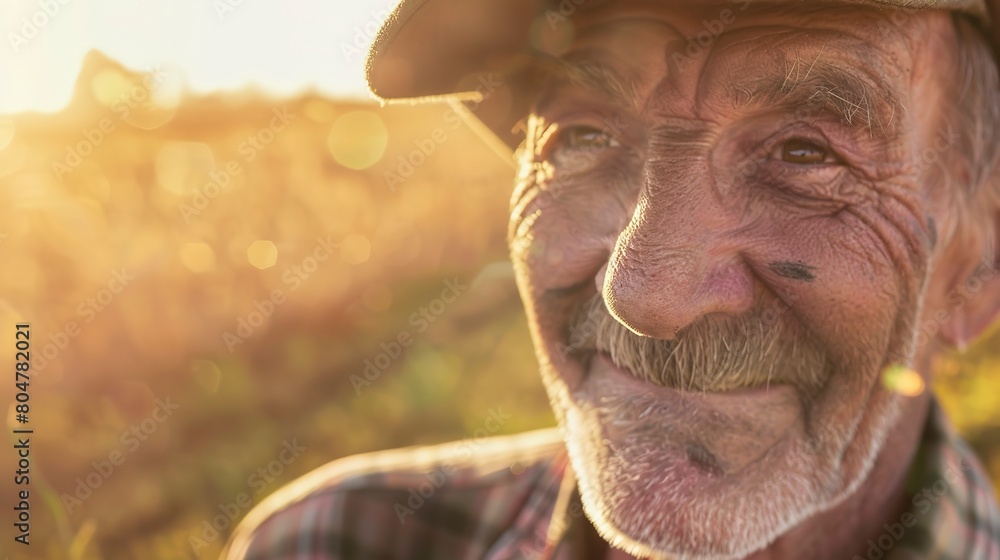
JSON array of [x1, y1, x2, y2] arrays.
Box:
[[559, 126, 620, 151], [779, 139, 833, 164]]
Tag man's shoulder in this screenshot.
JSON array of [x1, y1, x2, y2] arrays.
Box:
[[223, 427, 565, 560]]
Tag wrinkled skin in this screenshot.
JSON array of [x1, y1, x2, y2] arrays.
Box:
[[507, 2, 998, 559]]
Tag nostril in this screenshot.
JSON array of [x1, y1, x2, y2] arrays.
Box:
[[595, 262, 609, 293]]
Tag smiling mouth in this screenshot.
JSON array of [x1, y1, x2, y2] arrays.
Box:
[[580, 349, 789, 394], [564, 294, 831, 395], [578, 351, 808, 480], [584, 351, 808, 411]]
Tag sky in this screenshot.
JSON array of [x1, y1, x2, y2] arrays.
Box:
[[0, 0, 395, 113]]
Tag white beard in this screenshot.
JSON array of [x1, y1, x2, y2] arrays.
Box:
[[550, 366, 903, 560]]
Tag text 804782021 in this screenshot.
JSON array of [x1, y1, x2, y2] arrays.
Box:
[[13, 323, 33, 546]]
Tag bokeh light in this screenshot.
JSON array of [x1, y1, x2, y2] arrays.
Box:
[[247, 240, 279, 269], [156, 142, 216, 195], [882, 365, 926, 397], [180, 242, 217, 273], [340, 233, 372, 265], [303, 100, 337, 123], [90, 69, 135, 106], [327, 111, 387, 170], [191, 359, 223, 394]]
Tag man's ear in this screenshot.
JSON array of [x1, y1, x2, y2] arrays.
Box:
[[939, 210, 1000, 349]]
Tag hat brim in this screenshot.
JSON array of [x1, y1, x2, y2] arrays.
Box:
[[367, 0, 994, 153]]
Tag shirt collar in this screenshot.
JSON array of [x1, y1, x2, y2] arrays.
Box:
[[891, 399, 1000, 559]]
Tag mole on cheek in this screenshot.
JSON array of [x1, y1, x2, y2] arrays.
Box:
[[768, 261, 817, 282], [686, 444, 723, 476]]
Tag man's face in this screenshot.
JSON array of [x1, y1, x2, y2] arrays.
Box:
[[508, 2, 961, 557]]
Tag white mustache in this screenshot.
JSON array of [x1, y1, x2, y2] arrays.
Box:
[[568, 295, 830, 394]]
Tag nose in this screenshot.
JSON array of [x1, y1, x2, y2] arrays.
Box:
[[602, 170, 755, 339]]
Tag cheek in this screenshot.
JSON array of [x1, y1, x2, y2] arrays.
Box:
[[508, 161, 639, 294], [760, 212, 915, 370]]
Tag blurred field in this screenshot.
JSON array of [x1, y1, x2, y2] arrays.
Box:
[[0, 51, 997, 560]]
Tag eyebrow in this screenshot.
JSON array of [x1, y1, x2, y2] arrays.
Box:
[[729, 56, 903, 137], [532, 51, 639, 110]]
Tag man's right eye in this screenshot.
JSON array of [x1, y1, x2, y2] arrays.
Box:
[[557, 126, 620, 151]]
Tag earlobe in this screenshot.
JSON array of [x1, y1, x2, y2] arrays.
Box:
[[941, 311, 969, 351], [963, 260, 1000, 345], [939, 257, 1000, 350]]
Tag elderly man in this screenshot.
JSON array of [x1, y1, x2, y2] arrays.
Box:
[[225, 0, 1000, 558]]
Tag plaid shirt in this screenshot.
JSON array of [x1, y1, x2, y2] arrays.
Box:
[[223, 402, 1000, 559]]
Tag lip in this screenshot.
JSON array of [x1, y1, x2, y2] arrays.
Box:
[[575, 351, 804, 476], [586, 351, 801, 409]]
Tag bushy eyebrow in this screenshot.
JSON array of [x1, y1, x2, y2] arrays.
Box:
[[532, 51, 639, 111], [728, 56, 903, 137]]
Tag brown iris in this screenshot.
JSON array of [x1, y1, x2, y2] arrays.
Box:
[[781, 139, 828, 164], [563, 126, 617, 150]]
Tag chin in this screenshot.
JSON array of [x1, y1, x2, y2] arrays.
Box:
[[543, 350, 905, 559]]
